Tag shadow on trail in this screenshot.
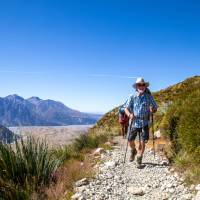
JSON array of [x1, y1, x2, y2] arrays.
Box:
[[142, 162, 169, 167]]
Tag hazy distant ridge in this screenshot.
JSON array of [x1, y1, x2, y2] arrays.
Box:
[[0, 94, 101, 126]]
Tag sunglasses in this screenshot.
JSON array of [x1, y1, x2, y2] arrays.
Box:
[[137, 84, 146, 87]]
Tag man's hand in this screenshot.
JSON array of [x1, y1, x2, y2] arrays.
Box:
[[129, 113, 135, 120], [125, 108, 134, 120], [150, 106, 157, 113]]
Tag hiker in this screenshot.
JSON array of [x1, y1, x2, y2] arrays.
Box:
[[125, 77, 157, 166], [118, 103, 129, 138]]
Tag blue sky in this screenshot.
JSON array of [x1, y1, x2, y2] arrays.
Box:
[[0, 0, 200, 113]]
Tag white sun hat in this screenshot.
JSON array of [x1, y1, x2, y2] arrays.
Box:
[[132, 77, 150, 89]]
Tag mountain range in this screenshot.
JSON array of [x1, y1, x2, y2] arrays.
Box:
[[0, 95, 102, 126]]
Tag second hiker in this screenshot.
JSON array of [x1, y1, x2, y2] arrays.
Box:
[[118, 103, 129, 138], [125, 77, 157, 166]]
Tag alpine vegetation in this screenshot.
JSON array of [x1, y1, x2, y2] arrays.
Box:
[[0, 136, 60, 200], [161, 88, 200, 183]]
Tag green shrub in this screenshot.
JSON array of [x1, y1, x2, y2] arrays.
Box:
[[160, 88, 200, 183], [73, 133, 108, 152], [52, 144, 84, 164], [0, 136, 60, 200], [51, 132, 110, 166], [177, 89, 200, 153], [162, 88, 200, 155]]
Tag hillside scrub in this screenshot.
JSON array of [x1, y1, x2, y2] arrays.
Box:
[[0, 131, 112, 200], [93, 76, 200, 134], [160, 88, 200, 184]]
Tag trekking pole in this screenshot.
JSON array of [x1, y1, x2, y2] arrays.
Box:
[[151, 113, 155, 158], [123, 118, 133, 164]]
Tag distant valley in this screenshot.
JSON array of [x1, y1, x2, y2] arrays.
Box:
[[9, 125, 91, 146]]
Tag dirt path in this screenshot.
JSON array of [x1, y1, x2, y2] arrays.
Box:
[[72, 136, 198, 200]]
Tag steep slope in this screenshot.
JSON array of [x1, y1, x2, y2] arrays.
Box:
[[0, 95, 101, 126], [153, 75, 200, 104]]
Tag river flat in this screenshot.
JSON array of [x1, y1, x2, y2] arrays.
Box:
[[9, 125, 93, 147]]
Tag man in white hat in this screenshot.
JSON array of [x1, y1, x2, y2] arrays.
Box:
[[125, 77, 157, 166]]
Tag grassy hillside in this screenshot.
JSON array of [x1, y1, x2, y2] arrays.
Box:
[[90, 107, 120, 134], [92, 76, 200, 134], [153, 75, 200, 129], [153, 75, 200, 104]]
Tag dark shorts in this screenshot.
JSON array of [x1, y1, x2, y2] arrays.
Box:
[[128, 125, 149, 142]]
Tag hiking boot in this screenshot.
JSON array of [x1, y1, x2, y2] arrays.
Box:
[[136, 155, 143, 167], [129, 148, 137, 162]]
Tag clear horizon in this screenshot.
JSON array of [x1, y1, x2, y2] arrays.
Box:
[[0, 1, 200, 113]]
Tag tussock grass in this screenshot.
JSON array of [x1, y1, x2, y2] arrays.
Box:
[[0, 136, 60, 200]]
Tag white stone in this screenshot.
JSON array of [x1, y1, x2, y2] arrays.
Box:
[[168, 188, 175, 194], [196, 184, 200, 191], [71, 193, 84, 200], [166, 183, 173, 188], [170, 168, 175, 173], [179, 177, 185, 182], [74, 186, 86, 193], [127, 186, 144, 195], [75, 178, 89, 187], [174, 172, 179, 178], [93, 148, 104, 155], [104, 161, 116, 168], [161, 192, 170, 200], [154, 129, 161, 138], [104, 141, 111, 146], [190, 184, 195, 191]]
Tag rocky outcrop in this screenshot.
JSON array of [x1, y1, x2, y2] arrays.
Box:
[[0, 125, 17, 143]]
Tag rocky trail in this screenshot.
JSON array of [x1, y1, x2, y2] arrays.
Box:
[[71, 137, 200, 200]]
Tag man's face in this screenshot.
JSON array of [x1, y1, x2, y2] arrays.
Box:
[[136, 83, 146, 92]]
